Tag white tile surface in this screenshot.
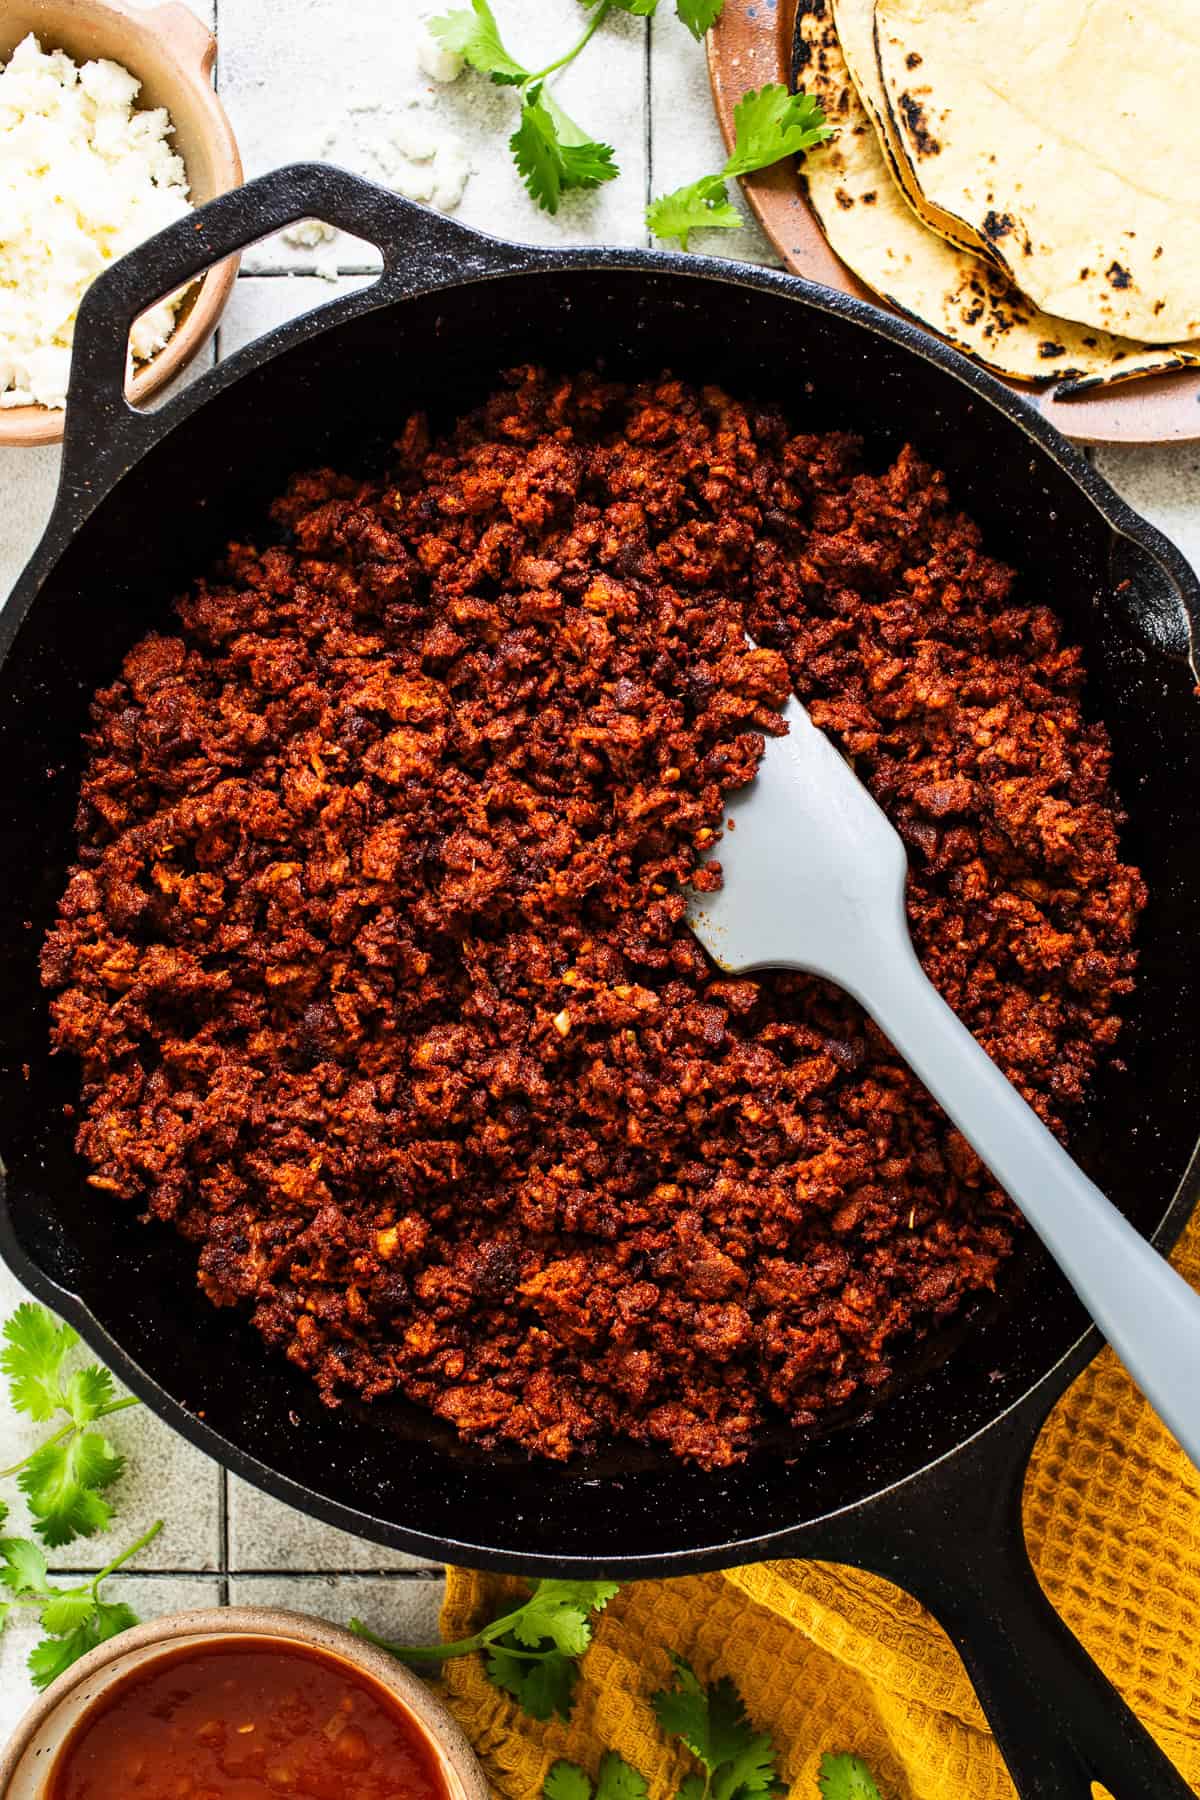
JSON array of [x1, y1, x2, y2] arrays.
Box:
[[1093, 444, 1200, 580], [1, 0, 1199, 1748], [228, 1574, 444, 1645], [218, 271, 377, 357], [228, 1477, 441, 1572]]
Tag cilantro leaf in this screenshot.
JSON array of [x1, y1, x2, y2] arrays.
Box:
[[28, 1624, 98, 1691], [93, 1598, 139, 1643], [678, 1778, 706, 1800], [545, 1763, 595, 1800], [28, 1597, 142, 1689], [652, 1659, 781, 1800], [39, 1587, 101, 1635], [722, 85, 832, 179], [818, 1754, 882, 1800], [430, 0, 529, 83], [26, 1600, 135, 1690], [0, 1536, 49, 1596], [544, 1754, 647, 1800], [594, 1754, 649, 1800], [677, 0, 725, 37], [647, 82, 830, 246], [19, 1432, 123, 1547], [510, 88, 617, 213], [511, 1577, 620, 1655], [646, 176, 742, 248], [486, 1638, 579, 1720], [1, 1303, 77, 1421], [712, 1734, 779, 1800], [64, 1364, 118, 1428], [653, 1658, 753, 1770]]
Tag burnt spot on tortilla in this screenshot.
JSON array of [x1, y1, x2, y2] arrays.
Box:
[[1107, 261, 1133, 289], [861, 190, 877, 204], [982, 210, 1014, 241], [1083, 336, 1098, 347], [1154, 245, 1164, 259], [1079, 268, 1091, 280], [834, 187, 854, 210], [963, 302, 985, 325], [899, 93, 940, 156], [1154, 300, 1165, 313], [1038, 341, 1066, 358], [906, 50, 922, 67]]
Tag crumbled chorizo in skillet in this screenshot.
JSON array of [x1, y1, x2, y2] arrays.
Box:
[[42, 370, 1144, 1468]]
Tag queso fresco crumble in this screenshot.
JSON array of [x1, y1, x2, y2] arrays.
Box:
[[0, 33, 193, 411]]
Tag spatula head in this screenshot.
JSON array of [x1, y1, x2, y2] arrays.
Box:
[[686, 693, 910, 990]]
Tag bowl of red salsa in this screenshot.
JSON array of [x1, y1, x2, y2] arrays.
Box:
[[0, 1608, 489, 1800]]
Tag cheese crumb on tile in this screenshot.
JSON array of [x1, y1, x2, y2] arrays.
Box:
[[414, 21, 464, 83], [0, 33, 194, 410], [281, 217, 338, 250], [431, 141, 472, 213]]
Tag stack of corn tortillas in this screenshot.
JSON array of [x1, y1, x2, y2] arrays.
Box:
[[795, 0, 1200, 390]]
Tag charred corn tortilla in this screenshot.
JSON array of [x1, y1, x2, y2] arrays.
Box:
[[874, 0, 1200, 343], [829, 0, 994, 260], [795, 0, 1200, 387]]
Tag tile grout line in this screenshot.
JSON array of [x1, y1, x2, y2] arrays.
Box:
[[218, 1466, 230, 1605]]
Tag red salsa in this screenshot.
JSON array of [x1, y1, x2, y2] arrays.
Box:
[[48, 1639, 451, 1800]]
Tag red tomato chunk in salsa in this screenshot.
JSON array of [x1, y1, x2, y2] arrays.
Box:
[[48, 1640, 450, 1800]]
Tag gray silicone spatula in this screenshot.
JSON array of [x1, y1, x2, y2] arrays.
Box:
[[687, 690, 1200, 1469]]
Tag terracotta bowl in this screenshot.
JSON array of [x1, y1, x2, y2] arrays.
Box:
[[0, 0, 242, 447], [0, 1607, 490, 1800]]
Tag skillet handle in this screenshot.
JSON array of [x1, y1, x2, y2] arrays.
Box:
[[841, 1407, 1193, 1798], [61, 163, 514, 502]]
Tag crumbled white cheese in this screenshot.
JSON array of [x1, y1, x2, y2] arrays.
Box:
[[388, 158, 437, 205], [300, 100, 474, 268], [415, 21, 464, 83], [389, 116, 439, 163], [0, 34, 193, 409], [431, 141, 472, 213], [282, 217, 338, 250]]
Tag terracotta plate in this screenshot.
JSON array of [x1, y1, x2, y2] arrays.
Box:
[[708, 0, 1200, 445]]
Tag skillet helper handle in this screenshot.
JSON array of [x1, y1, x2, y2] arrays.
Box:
[[850, 1413, 1194, 1799], [854, 931, 1200, 1472], [62, 164, 495, 495]]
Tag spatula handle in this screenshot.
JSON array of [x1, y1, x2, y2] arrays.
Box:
[[854, 930, 1200, 1470]]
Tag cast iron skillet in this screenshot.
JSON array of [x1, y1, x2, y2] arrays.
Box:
[[0, 166, 1197, 1799]]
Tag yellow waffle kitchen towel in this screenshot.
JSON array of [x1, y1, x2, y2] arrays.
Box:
[[437, 1213, 1200, 1800]]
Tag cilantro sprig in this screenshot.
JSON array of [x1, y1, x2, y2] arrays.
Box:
[[652, 1656, 783, 1800], [352, 1577, 620, 1720], [647, 84, 832, 247], [0, 1304, 139, 1547], [430, 0, 618, 212], [0, 1302, 162, 1688], [1, 1515, 162, 1690], [818, 1754, 883, 1800], [429, 0, 729, 212]]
